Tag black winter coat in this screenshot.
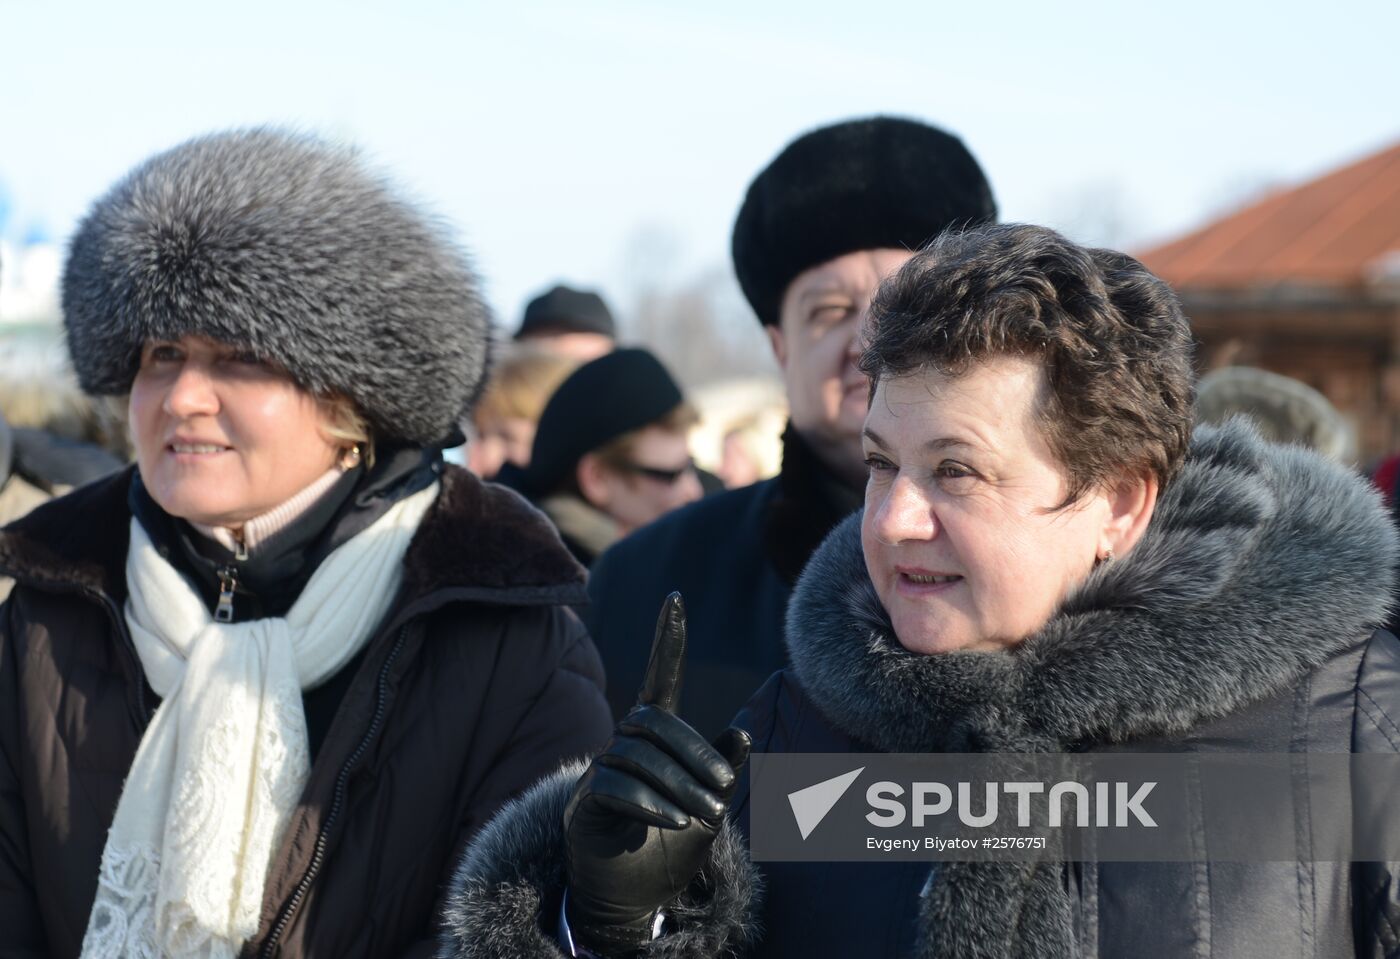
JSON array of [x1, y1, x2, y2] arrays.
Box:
[[587, 427, 859, 736], [442, 422, 1400, 958], [0, 464, 614, 958]]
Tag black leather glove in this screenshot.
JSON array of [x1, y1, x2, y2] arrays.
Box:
[[563, 592, 752, 955]]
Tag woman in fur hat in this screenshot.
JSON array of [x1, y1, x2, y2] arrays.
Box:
[[0, 129, 613, 958], [442, 224, 1400, 957]]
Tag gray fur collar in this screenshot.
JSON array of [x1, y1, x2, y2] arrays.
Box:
[[787, 420, 1398, 755]]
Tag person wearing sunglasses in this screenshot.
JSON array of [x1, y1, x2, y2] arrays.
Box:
[[496, 348, 704, 567]]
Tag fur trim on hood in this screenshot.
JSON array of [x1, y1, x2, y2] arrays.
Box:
[[62, 128, 491, 446], [439, 761, 763, 959], [787, 419, 1398, 756]]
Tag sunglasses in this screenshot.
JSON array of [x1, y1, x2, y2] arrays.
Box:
[[618, 458, 696, 485]]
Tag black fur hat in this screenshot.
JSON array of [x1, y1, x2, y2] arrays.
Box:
[[61, 128, 491, 446], [731, 116, 997, 327]]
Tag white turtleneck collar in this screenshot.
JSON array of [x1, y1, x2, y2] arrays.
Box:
[[189, 467, 345, 557]]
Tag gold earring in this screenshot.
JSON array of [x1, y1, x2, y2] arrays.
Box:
[[341, 444, 362, 470], [1100, 546, 1115, 563]]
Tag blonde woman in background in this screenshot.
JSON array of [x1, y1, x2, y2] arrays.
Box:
[[467, 345, 579, 479]]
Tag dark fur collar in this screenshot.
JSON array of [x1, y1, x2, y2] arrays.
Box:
[[787, 420, 1398, 755], [401, 465, 587, 604], [763, 424, 863, 584], [0, 463, 586, 608]]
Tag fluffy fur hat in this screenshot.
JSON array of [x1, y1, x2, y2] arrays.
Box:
[[731, 116, 997, 327], [62, 128, 490, 446]]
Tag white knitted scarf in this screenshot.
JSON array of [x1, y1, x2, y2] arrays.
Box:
[[80, 482, 439, 959]]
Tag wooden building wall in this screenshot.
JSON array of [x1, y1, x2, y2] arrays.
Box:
[[1181, 294, 1400, 462]]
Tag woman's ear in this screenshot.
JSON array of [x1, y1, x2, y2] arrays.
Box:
[[1099, 472, 1159, 561]]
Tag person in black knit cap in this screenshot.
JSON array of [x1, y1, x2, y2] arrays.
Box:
[[515, 284, 618, 362], [585, 116, 998, 735], [497, 348, 703, 566]]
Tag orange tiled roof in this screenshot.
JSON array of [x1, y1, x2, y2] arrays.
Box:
[[1137, 139, 1400, 291]]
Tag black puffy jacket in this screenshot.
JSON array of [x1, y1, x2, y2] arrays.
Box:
[[0, 464, 614, 958]]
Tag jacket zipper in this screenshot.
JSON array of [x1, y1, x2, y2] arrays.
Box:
[[216, 534, 247, 623], [215, 565, 239, 623], [258, 624, 411, 958]]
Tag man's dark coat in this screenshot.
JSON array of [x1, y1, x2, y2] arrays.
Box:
[[587, 428, 858, 736]]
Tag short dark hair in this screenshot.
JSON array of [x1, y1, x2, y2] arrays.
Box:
[[861, 223, 1195, 503]]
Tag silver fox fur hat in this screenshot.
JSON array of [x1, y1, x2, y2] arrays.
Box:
[[61, 128, 490, 446]]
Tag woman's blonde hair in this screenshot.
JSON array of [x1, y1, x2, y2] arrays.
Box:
[[473, 347, 579, 425]]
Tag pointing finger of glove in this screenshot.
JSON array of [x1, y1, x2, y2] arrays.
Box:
[[619, 705, 735, 794], [578, 763, 690, 830], [596, 735, 726, 822], [636, 592, 686, 714]]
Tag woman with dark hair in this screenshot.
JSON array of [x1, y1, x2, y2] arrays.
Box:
[[0, 129, 613, 958], [443, 224, 1399, 957]]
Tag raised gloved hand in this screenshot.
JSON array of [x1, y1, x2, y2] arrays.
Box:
[[563, 592, 752, 955]]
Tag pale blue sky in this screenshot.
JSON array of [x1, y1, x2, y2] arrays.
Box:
[[3, 0, 1396, 327]]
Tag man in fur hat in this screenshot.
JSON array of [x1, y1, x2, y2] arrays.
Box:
[[586, 117, 998, 735]]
